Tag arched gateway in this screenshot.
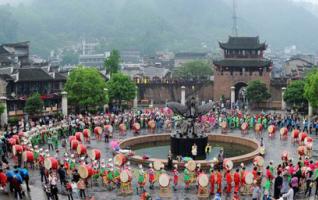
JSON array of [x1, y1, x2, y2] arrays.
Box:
[[213, 36, 272, 106]]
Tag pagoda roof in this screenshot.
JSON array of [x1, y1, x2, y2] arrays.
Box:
[[17, 68, 54, 82], [213, 58, 271, 68], [219, 36, 266, 50]]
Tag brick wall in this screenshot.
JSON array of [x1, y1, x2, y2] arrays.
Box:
[[214, 71, 271, 101]]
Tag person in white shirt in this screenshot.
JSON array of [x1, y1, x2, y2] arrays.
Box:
[[282, 183, 294, 200]]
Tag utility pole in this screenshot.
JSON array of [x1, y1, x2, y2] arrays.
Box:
[[232, 0, 238, 36]]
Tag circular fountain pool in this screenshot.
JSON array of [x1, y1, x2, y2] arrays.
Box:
[[119, 134, 260, 169]]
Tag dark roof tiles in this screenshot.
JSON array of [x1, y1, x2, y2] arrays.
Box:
[[219, 36, 266, 50]]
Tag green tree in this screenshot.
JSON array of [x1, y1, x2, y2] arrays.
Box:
[[104, 49, 121, 76], [64, 66, 107, 111], [24, 93, 44, 116], [246, 80, 271, 106], [304, 68, 318, 107], [283, 80, 307, 110], [106, 73, 136, 108], [173, 60, 213, 80]]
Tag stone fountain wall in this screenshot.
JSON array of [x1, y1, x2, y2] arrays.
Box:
[[119, 134, 260, 169]]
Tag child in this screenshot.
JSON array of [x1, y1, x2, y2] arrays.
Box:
[[65, 181, 73, 200]]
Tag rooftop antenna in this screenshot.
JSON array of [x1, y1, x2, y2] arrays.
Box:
[[232, 0, 238, 36]]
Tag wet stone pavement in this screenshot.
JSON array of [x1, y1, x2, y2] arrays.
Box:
[[1, 127, 318, 200]]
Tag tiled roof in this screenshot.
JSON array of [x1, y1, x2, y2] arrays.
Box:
[[213, 59, 272, 67], [219, 36, 266, 50], [17, 68, 53, 81], [175, 52, 207, 59]]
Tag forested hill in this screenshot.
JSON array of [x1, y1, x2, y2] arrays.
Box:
[[0, 0, 317, 56]]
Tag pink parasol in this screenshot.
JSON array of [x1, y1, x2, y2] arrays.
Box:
[[110, 140, 120, 150]]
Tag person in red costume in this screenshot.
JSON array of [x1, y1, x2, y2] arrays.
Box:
[[147, 163, 155, 190], [209, 168, 215, 195], [225, 170, 232, 194], [216, 168, 222, 194], [265, 166, 273, 181], [172, 165, 179, 191], [234, 168, 240, 193], [0, 169, 7, 188], [252, 166, 258, 180]]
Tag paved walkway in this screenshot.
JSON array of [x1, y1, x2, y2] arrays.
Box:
[[1, 127, 318, 200]]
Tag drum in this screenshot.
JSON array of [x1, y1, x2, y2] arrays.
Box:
[[255, 123, 262, 132], [75, 132, 84, 142], [44, 157, 58, 170], [305, 137, 313, 145], [69, 136, 76, 143], [187, 160, 196, 172], [71, 139, 79, 150], [154, 160, 163, 171], [8, 138, 17, 146], [281, 151, 289, 161], [22, 151, 34, 163], [298, 146, 306, 156], [94, 126, 102, 135], [292, 129, 299, 138], [223, 159, 233, 170], [88, 149, 101, 160], [119, 123, 126, 132], [120, 170, 129, 183], [198, 174, 209, 187], [299, 132, 308, 142], [12, 145, 23, 155], [306, 142, 313, 150], [12, 135, 20, 144], [114, 153, 126, 166], [148, 120, 156, 129], [77, 144, 87, 155], [158, 173, 170, 187], [267, 125, 275, 134], [221, 121, 227, 129], [280, 127, 288, 137], [245, 172, 254, 185], [253, 156, 264, 167], [133, 123, 141, 131], [104, 125, 113, 133], [241, 122, 248, 131], [79, 165, 94, 178], [83, 129, 91, 138]]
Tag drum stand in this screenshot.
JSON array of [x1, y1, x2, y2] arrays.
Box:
[[197, 185, 209, 199], [221, 127, 227, 134], [120, 182, 133, 196], [240, 184, 252, 195], [159, 185, 172, 198]]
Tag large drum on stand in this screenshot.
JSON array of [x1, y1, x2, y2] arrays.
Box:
[[88, 149, 101, 160], [79, 165, 94, 178], [44, 157, 58, 170], [23, 151, 34, 163], [198, 174, 209, 187], [159, 173, 170, 188]]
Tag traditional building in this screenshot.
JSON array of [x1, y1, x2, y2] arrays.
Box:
[[0, 67, 66, 119], [79, 52, 110, 70], [213, 36, 272, 103], [284, 57, 314, 80], [0, 41, 30, 68]]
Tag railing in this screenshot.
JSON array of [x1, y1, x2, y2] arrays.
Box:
[[135, 78, 211, 85]]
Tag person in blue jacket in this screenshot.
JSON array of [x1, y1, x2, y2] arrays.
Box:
[[12, 169, 23, 199], [19, 167, 30, 191]]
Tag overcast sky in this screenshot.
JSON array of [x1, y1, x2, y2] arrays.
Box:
[[0, 0, 318, 5]]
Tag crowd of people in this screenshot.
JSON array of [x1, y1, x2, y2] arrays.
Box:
[[0, 106, 317, 199]]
